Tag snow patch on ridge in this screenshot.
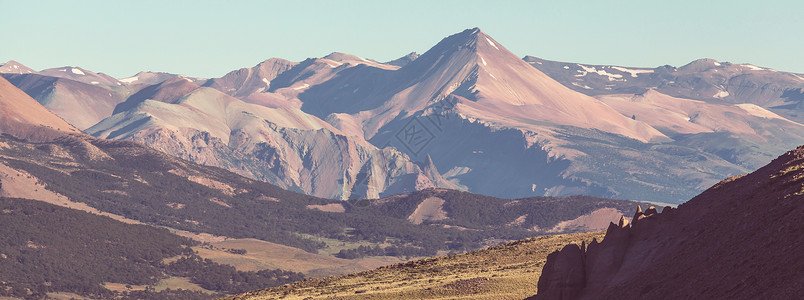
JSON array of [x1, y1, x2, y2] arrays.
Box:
[[571, 82, 593, 90], [480, 57, 487, 66], [71, 68, 85, 75], [577, 64, 623, 81], [714, 90, 730, 98], [611, 66, 654, 77], [486, 37, 499, 50], [293, 83, 310, 90], [119, 76, 139, 84], [741, 64, 764, 71], [735, 103, 783, 120]]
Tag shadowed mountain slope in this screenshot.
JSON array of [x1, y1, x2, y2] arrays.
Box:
[[299, 28, 664, 143], [1, 73, 129, 130], [0, 76, 80, 140], [6, 28, 804, 203]]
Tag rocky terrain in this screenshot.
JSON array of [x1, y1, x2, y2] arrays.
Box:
[[534, 146, 804, 299], [4, 28, 804, 203]]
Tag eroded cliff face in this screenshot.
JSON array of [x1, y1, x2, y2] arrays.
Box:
[[533, 146, 804, 300]]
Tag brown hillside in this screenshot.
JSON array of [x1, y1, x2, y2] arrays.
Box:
[[0, 76, 79, 141], [534, 145, 804, 299], [231, 232, 604, 300]]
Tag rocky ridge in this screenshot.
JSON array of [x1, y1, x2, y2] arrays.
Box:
[[533, 146, 804, 299]]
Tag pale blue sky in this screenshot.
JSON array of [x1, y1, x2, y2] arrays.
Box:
[[2, 0, 802, 78]]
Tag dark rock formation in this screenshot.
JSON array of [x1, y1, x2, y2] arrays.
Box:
[[535, 243, 586, 300], [533, 146, 804, 299]]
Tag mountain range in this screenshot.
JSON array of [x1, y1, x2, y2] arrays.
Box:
[[0, 74, 649, 298], [1, 27, 802, 299], [3, 28, 804, 204], [524, 56, 804, 119]]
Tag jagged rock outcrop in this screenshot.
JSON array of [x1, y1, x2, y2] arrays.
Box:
[[533, 145, 804, 299], [536, 243, 586, 300]]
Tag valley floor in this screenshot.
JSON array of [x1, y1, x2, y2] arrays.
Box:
[[231, 232, 603, 300]]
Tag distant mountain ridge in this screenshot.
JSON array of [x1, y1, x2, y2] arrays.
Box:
[[0, 60, 35, 74], [524, 56, 804, 121], [3, 28, 803, 299], [4, 28, 804, 203], [0, 79, 634, 255]]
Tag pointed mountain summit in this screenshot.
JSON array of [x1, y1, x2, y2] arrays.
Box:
[[288, 28, 671, 200], [300, 27, 665, 142], [412, 28, 663, 141]]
